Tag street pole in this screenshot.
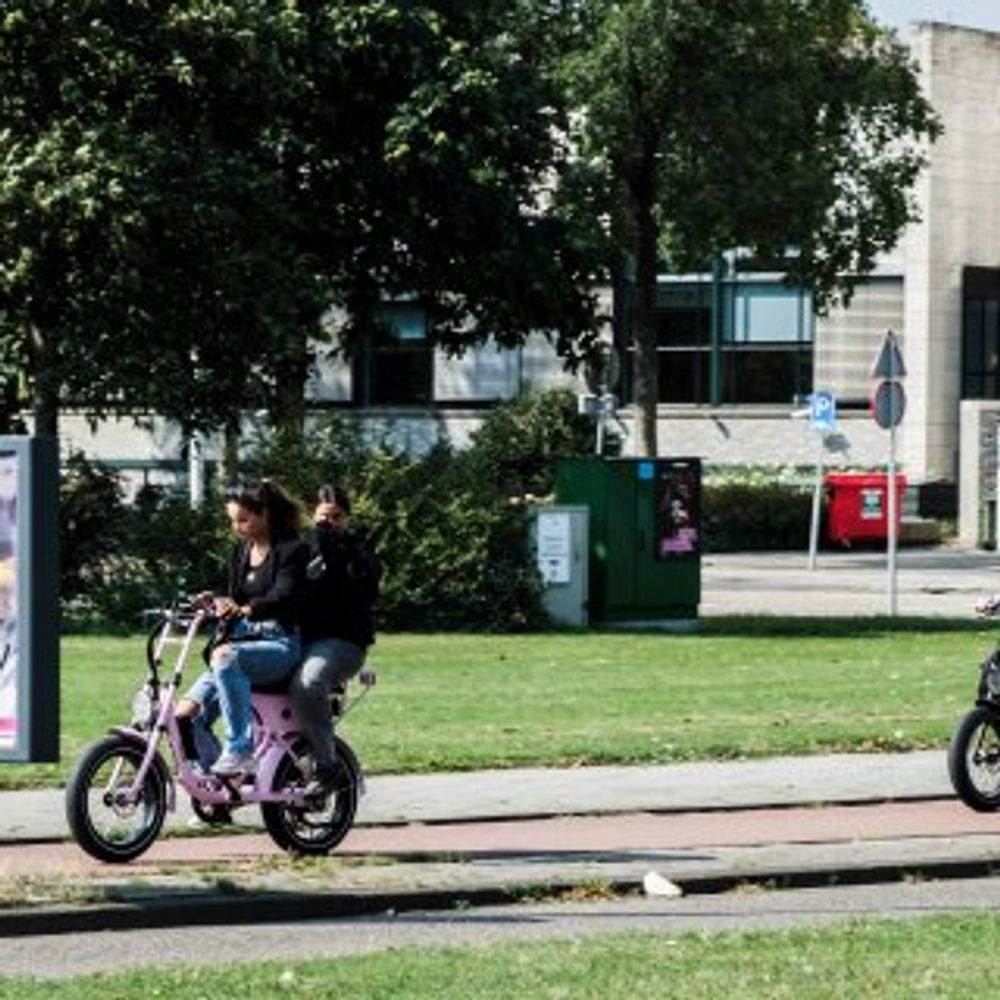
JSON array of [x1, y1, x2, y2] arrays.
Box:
[[808, 431, 823, 570], [887, 352, 898, 616]]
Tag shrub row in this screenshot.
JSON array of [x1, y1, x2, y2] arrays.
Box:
[[61, 390, 602, 631], [60, 401, 831, 631]]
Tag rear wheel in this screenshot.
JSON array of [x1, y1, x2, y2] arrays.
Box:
[[65, 734, 168, 862], [261, 737, 359, 856], [949, 706, 1000, 811]]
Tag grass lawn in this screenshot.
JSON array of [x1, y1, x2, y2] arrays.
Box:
[[5, 616, 991, 790], [0, 913, 998, 997]]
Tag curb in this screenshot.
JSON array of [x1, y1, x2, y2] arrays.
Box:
[[3, 853, 999, 939]]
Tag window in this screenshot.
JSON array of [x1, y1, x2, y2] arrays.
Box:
[[352, 302, 433, 406], [963, 267, 1000, 400], [637, 279, 813, 404]]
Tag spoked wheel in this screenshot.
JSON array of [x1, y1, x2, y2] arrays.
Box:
[[948, 706, 1000, 812], [261, 737, 359, 856], [65, 734, 169, 863]]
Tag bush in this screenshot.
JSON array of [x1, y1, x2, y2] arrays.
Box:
[[60, 389, 601, 631], [61, 456, 229, 629], [702, 476, 817, 552]]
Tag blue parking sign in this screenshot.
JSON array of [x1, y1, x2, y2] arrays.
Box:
[[809, 390, 836, 432]]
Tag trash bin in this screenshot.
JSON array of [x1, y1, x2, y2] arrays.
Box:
[[825, 472, 907, 545]]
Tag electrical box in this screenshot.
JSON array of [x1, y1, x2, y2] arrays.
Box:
[[554, 457, 701, 624]]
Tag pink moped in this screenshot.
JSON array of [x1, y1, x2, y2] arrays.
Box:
[[66, 606, 374, 863]]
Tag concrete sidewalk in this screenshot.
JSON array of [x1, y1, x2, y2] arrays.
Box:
[[3, 749, 998, 937], [0, 749, 953, 843]]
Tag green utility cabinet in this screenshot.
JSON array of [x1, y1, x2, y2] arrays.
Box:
[[554, 457, 701, 623]]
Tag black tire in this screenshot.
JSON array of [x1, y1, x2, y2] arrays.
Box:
[[65, 734, 169, 863], [261, 736, 359, 856], [948, 706, 1000, 812]]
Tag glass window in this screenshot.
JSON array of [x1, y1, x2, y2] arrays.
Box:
[[726, 348, 812, 404], [731, 285, 811, 344], [352, 302, 433, 406]]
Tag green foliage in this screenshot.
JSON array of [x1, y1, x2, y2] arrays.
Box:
[[702, 480, 815, 552], [60, 391, 607, 631], [557, 0, 940, 454], [0, 1, 599, 432], [60, 455, 229, 629], [463, 387, 618, 498], [59, 453, 129, 603]]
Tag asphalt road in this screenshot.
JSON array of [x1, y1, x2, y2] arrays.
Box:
[[6, 876, 1000, 979]]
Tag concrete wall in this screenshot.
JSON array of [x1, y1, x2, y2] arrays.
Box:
[[903, 24, 1000, 483], [814, 277, 904, 402], [958, 399, 1000, 545]]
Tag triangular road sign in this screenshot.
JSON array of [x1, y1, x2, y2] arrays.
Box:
[[870, 329, 906, 379]]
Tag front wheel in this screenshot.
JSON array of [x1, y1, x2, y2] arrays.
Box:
[[948, 705, 1000, 811], [65, 734, 169, 862], [261, 736, 360, 856]]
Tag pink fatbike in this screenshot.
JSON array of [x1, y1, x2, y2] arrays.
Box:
[[65, 605, 374, 863]]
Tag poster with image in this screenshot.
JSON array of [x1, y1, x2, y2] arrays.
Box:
[[655, 459, 700, 557], [0, 451, 18, 749]]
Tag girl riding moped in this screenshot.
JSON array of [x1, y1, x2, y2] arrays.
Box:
[[66, 602, 373, 862]]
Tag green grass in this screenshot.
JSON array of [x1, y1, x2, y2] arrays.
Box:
[[6, 617, 992, 789], [1, 913, 999, 997]]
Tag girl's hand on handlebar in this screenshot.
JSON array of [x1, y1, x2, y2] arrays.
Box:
[[191, 591, 216, 611], [215, 597, 242, 620]]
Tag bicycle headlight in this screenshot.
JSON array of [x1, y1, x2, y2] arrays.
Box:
[[129, 684, 157, 730]]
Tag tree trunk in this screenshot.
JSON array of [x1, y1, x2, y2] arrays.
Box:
[[29, 324, 59, 440], [270, 334, 310, 445], [629, 153, 660, 458]]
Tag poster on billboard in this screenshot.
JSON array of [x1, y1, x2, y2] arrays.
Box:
[[0, 437, 58, 762], [655, 458, 701, 558]]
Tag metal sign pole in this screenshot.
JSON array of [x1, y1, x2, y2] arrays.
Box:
[[808, 432, 823, 570], [887, 347, 898, 616], [888, 416, 898, 615]]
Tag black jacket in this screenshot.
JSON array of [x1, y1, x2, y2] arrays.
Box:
[[299, 525, 380, 648], [226, 537, 308, 632]]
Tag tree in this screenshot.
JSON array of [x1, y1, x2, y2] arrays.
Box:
[[0, 1, 319, 437], [0, 1, 602, 440], [560, 0, 940, 456]]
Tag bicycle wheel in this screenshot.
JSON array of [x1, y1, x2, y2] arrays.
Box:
[[261, 737, 359, 856], [66, 734, 168, 862], [948, 706, 1000, 812]]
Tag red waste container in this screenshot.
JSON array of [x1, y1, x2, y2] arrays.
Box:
[[825, 472, 907, 545]]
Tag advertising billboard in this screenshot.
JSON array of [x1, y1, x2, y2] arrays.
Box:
[[0, 437, 59, 762]]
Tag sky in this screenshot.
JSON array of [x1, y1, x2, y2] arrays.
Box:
[[868, 0, 1000, 34]]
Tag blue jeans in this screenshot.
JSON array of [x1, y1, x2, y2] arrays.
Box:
[[289, 638, 365, 771], [185, 620, 301, 758]]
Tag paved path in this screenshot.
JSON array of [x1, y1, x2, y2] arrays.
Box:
[[701, 547, 1000, 617], [0, 749, 952, 842]]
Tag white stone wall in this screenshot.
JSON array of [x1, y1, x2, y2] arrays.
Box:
[[902, 24, 1000, 483], [814, 278, 904, 402]]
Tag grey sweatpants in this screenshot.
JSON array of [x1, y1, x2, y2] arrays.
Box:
[[289, 637, 366, 770]]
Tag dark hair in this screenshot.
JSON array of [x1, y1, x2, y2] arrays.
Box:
[[317, 483, 351, 515], [225, 479, 303, 541]]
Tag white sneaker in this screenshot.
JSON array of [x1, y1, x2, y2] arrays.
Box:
[[211, 750, 255, 777]]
